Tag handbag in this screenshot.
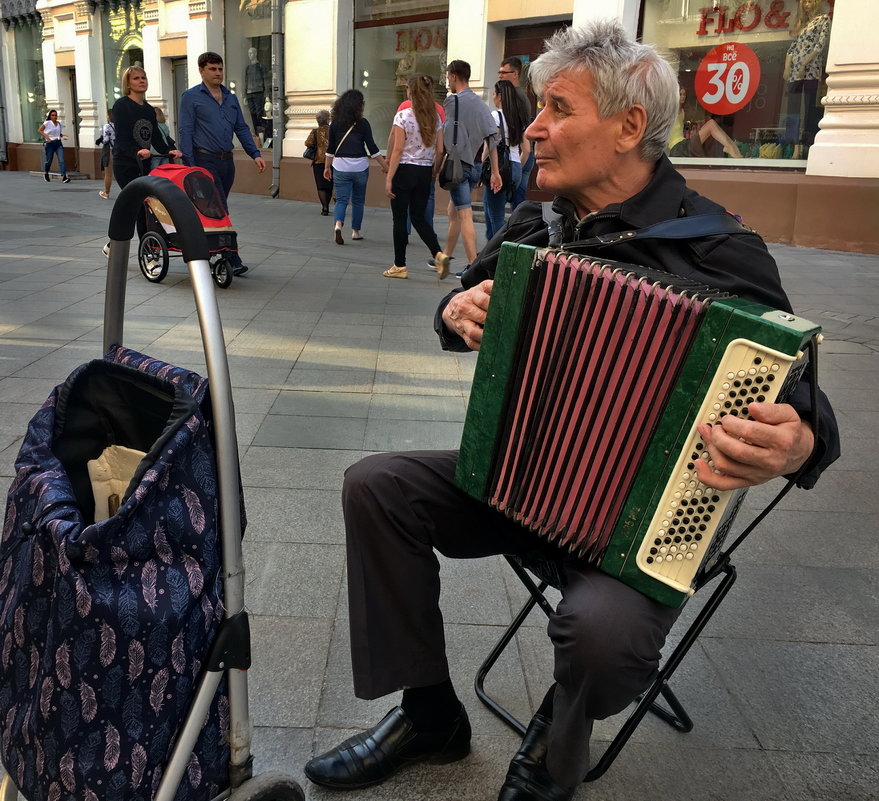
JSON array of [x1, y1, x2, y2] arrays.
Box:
[[481, 113, 513, 196], [438, 95, 464, 190], [303, 144, 316, 161]]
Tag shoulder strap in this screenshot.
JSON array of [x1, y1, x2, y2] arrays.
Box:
[[451, 95, 459, 146], [564, 213, 751, 250], [336, 123, 356, 152]]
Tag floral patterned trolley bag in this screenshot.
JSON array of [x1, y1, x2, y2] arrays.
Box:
[[0, 345, 234, 801]]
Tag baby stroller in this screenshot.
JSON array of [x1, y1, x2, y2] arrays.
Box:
[[0, 176, 303, 801], [139, 164, 238, 289]]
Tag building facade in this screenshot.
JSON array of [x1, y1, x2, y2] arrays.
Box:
[[1, 0, 877, 251]]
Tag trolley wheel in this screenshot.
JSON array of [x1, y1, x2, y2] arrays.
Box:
[[138, 231, 169, 283], [212, 256, 234, 289], [227, 771, 304, 801]]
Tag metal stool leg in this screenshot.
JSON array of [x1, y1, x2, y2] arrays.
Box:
[[475, 558, 737, 783]]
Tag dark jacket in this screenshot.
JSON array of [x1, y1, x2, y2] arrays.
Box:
[[435, 156, 840, 488]]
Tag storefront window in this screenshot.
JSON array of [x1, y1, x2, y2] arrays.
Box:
[[225, 0, 271, 146], [354, 0, 448, 148], [15, 22, 45, 142], [101, 3, 144, 113], [642, 0, 834, 164]]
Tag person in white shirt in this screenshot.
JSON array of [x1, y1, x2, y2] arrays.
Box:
[[38, 110, 70, 183], [382, 74, 450, 280]]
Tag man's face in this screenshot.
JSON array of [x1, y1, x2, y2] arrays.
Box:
[[200, 61, 224, 89], [498, 64, 520, 87], [446, 71, 458, 93], [526, 68, 629, 209]]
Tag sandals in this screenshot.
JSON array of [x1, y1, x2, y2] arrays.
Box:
[[383, 265, 408, 279]]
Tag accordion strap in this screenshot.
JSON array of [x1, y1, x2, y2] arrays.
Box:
[[541, 205, 750, 250]]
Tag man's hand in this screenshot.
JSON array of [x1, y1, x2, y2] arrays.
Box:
[[442, 280, 493, 350], [254, 156, 267, 173], [694, 402, 815, 490]]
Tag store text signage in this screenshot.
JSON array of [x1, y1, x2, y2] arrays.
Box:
[[395, 26, 446, 53], [696, 1, 792, 36], [695, 42, 761, 114]]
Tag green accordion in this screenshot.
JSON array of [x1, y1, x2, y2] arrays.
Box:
[[455, 243, 821, 607]]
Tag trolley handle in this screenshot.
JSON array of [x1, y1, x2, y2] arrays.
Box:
[[108, 175, 209, 259]]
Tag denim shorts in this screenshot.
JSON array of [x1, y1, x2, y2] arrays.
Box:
[[446, 163, 480, 210]]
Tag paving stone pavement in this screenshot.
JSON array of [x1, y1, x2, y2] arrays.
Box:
[[0, 170, 876, 801]]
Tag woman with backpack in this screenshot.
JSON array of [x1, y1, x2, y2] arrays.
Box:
[[482, 79, 531, 241]]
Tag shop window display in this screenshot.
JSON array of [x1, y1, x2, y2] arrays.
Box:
[[354, 0, 448, 148], [642, 0, 834, 164], [15, 22, 45, 143], [224, 0, 271, 146]]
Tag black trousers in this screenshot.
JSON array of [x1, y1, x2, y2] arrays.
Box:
[[390, 163, 441, 267], [343, 450, 682, 786]]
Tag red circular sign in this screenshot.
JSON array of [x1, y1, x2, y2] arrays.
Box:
[[694, 43, 760, 115]]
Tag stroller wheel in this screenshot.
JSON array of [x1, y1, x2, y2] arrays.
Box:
[[212, 256, 234, 289], [138, 231, 169, 283], [227, 771, 304, 801]]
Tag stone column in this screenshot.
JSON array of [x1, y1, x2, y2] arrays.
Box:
[[285, 0, 341, 157], [185, 0, 223, 87], [447, 0, 492, 98], [806, 0, 879, 178], [571, 0, 639, 35], [73, 0, 104, 145]]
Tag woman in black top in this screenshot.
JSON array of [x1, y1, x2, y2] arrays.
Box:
[[323, 90, 388, 244], [106, 66, 180, 249], [111, 66, 179, 190]]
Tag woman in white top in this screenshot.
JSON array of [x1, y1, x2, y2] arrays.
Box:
[[383, 74, 450, 279], [482, 80, 531, 240], [98, 108, 115, 199], [38, 110, 70, 183]]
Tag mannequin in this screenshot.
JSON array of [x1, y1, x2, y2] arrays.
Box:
[[782, 0, 831, 146], [244, 46, 268, 137], [668, 87, 742, 159]]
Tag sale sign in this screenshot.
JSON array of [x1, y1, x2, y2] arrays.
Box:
[[695, 43, 761, 115]]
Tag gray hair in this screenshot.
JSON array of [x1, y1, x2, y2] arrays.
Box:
[[529, 19, 679, 162], [316, 109, 330, 126]]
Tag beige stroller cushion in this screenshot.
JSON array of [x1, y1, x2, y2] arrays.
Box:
[[87, 444, 147, 521]]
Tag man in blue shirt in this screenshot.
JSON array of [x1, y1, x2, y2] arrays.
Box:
[[179, 51, 266, 276]]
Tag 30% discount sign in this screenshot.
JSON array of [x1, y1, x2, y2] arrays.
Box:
[[694, 43, 760, 115]]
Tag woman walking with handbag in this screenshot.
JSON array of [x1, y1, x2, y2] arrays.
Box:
[[38, 110, 70, 183], [482, 80, 530, 240], [324, 90, 388, 244], [305, 110, 332, 215], [383, 74, 450, 279]]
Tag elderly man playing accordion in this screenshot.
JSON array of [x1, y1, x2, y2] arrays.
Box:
[[304, 19, 840, 801]]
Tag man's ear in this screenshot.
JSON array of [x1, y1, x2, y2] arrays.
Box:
[[616, 105, 647, 154]]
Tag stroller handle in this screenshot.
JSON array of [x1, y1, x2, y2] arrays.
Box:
[[107, 174, 210, 260]]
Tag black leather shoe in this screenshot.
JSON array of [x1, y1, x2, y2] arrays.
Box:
[[232, 264, 249, 276], [304, 704, 471, 790], [497, 713, 576, 801]]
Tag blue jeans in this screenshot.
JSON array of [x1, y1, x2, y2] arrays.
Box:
[[512, 150, 534, 208], [333, 168, 369, 230], [446, 163, 480, 209], [484, 161, 522, 241], [44, 140, 67, 175], [150, 155, 171, 171]]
